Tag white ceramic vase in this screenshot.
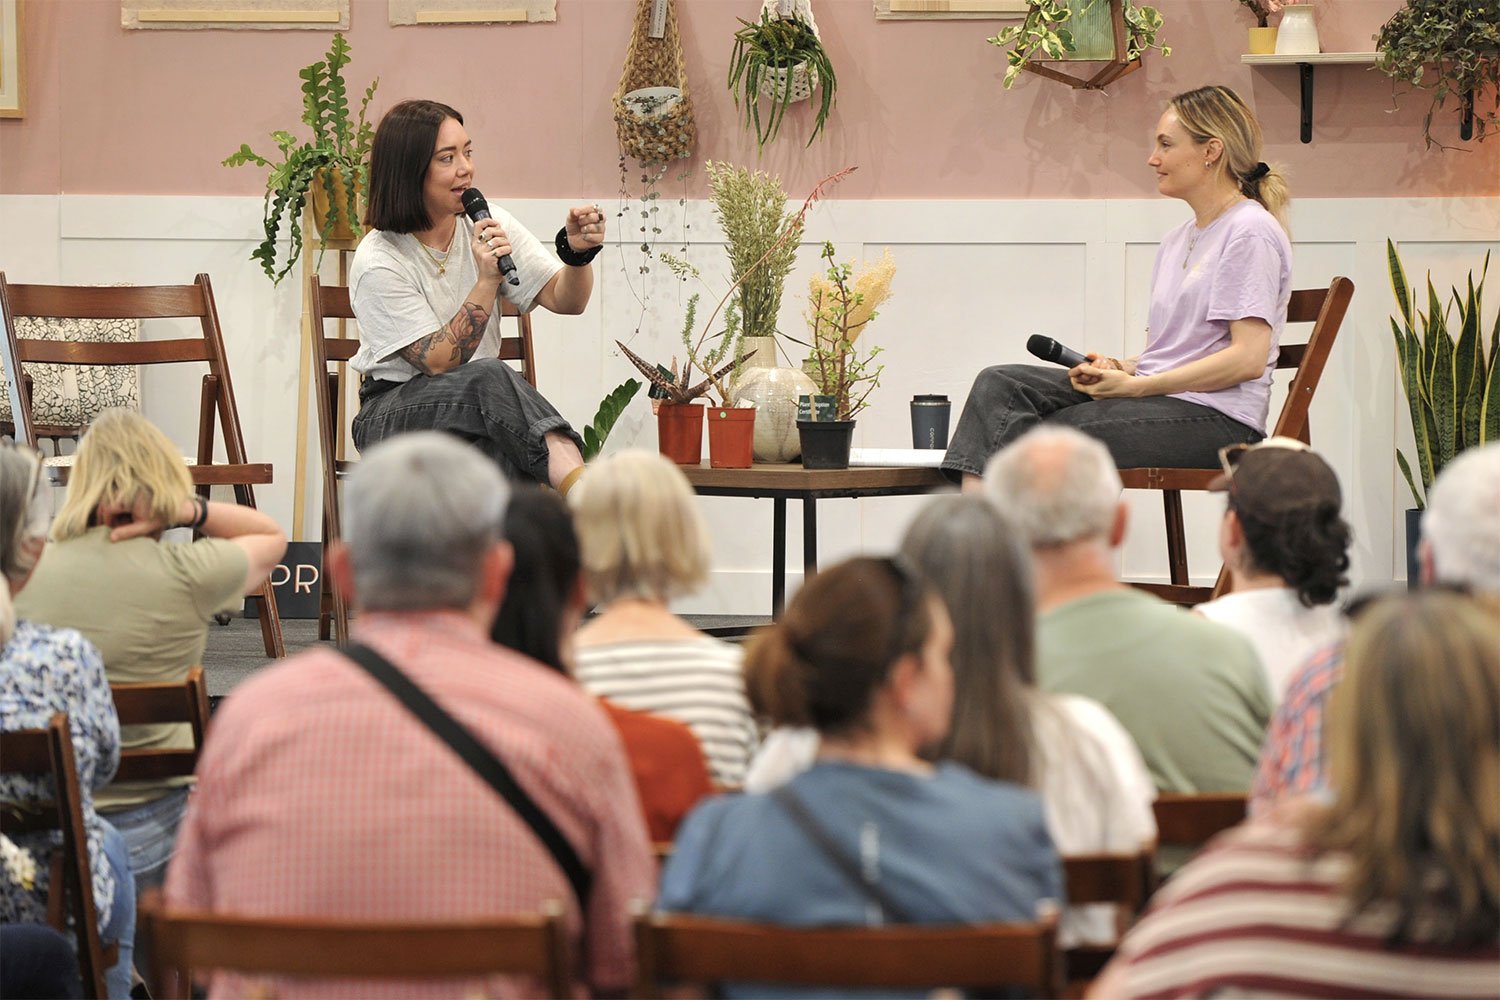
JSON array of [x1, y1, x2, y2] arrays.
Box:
[[1274, 4, 1319, 55], [734, 348, 817, 463]]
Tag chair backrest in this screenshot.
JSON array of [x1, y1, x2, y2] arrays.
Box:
[[110, 667, 211, 783], [0, 713, 111, 998], [139, 890, 571, 999], [632, 911, 1063, 999], [1062, 851, 1154, 911], [1152, 792, 1247, 851], [1267, 276, 1355, 444]]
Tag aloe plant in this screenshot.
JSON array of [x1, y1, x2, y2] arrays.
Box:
[[1389, 239, 1500, 509]]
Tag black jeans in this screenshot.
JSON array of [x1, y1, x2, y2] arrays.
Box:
[[353, 358, 583, 484], [941, 364, 1262, 480]]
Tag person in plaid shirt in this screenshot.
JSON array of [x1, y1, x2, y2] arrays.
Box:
[[165, 432, 656, 997]]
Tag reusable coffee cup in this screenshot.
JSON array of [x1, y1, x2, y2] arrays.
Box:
[[911, 394, 951, 450]]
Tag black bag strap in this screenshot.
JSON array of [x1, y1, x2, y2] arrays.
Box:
[[343, 642, 592, 909], [772, 785, 914, 923]]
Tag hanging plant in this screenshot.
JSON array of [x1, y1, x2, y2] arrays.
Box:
[[988, 0, 1169, 90], [728, 7, 837, 151], [1376, 0, 1499, 149]]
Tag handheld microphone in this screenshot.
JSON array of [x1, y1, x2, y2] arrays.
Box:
[[1026, 334, 1090, 369], [460, 188, 520, 287]]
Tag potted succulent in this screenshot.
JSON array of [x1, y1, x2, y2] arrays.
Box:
[[728, 7, 837, 151], [1235, 0, 1283, 54], [224, 32, 379, 284], [798, 241, 895, 469], [1377, 0, 1499, 149], [987, 0, 1170, 90], [1388, 239, 1499, 580]]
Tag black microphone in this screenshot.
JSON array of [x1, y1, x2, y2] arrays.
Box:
[[460, 188, 520, 287], [1026, 334, 1090, 369]]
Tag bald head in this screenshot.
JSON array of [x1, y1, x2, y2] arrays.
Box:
[[983, 427, 1122, 548]]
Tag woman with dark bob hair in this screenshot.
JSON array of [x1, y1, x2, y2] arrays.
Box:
[[1094, 590, 1500, 997], [659, 557, 1062, 962], [1195, 437, 1351, 701], [943, 85, 1292, 487], [348, 99, 605, 494]]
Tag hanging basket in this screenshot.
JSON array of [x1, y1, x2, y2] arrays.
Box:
[[612, 0, 696, 165], [758, 61, 819, 104]]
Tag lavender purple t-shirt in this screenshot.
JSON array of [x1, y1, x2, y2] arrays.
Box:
[[1135, 200, 1293, 434]]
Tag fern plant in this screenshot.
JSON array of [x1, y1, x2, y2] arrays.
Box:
[[1389, 239, 1500, 509], [224, 33, 379, 284]]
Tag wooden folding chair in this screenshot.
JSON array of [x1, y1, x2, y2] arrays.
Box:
[[1121, 276, 1356, 605], [0, 713, 117, 999], [0, 273, 285, 657], [307, 275, 538, 642], [1061, 851, 1156, 983], [139, 890, 571, 999], [109, 667, 211, 783], [632, 910, 1064, 999], [1152, 792, 1247, 853]]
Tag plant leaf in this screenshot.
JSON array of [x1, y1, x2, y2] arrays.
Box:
[[1397, 449, 1424, 510]]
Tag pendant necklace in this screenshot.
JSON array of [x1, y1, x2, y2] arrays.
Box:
[[416, 231, 453, 276], [1183, 193, 1244, 270]]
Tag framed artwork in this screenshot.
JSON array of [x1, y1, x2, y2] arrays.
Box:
[[0, 0, 23, 118], [875, 0, 1025, 20], [389, 0, 556, 25], [122, 0, 348, 30]]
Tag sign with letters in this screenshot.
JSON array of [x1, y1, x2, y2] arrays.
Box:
[[243, 541, 323, 620]]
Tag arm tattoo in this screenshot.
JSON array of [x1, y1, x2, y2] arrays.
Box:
[[397, 301, 493, 375]]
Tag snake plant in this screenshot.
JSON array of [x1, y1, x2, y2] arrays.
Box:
[[1389, 239, 1500, 508]]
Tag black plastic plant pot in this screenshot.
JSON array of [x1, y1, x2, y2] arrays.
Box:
[[797, 419, 855, 470]]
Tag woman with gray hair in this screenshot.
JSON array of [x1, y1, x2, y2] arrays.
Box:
[[571, 450, 757, 787], [0, 443, 135, 997]]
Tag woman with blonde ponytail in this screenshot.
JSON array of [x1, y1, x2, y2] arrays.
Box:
[[945, 84, 1294, 487], [658, 557, 1062, 969], [0, 443, 136, 998]]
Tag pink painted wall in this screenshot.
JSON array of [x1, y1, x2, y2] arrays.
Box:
[[1, 0, 1494, 198]]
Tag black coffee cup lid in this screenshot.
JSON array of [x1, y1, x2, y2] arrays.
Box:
[[912, 394, 949, 403]]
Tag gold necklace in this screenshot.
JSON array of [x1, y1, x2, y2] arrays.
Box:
[[1183, 193, 1244, 270], [416, 234, 452, 276]]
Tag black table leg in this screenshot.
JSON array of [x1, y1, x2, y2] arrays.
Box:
[[772, 497, 787, 618], [803, 497, 818, 584]]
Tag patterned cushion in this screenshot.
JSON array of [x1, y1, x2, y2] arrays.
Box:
[[0, 315, 140, 427]]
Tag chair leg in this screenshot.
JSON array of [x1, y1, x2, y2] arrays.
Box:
[[1162, 490, 1189, 587], [254, 580, 286, 658]]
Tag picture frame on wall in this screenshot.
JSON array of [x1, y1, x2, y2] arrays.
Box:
[[0, 0, 23, 118]]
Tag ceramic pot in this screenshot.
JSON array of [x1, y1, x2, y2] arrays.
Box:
[[797, 419, 855, 470], [707, 406, 756, 469], [735, 366, 817, 463], [1405, 507, 1422, 590], [657, 402, 704, 465], [310, 167, 362, 243], [1247, 26, 1278, 54], [1274, 5, 1319, 55]]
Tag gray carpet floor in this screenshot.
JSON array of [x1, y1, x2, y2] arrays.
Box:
[[203, 614, 769, 699]]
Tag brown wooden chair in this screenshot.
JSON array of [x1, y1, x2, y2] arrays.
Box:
[[1121, 276, 1356, 605], [138, 890, 570, 999], [0, 713, 117, 999], [1152, 792, 1247, 853], [1061, 851, 1156, 983], [0, 273, 285, 657], [632, 910, 1064, 999], [307, 275, 537, 642], [109, 667, 211, 783]]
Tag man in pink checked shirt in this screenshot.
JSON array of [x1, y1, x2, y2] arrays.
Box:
[[165, 431, 656, 998]]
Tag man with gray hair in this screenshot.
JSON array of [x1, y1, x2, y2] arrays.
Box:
[[1252, 441, 1500, 814], [985, 426, 1272, 793], [165, 432, 655, 996]]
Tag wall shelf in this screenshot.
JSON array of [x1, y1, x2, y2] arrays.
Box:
[[1242, 51, 1380, 144]]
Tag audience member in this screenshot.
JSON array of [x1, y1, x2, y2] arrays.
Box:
[[985, 426, 1271, 792], [0, 442, 134, 998], [745, 496, 1155, 945], [571, 450, 758, 787], [1252, 441, 1500, 815], [0, 922, 84, 999], [492, 486, 713, 842], [659, 556, 1062, 997], [16, 409, 285, 894], [1093, 590, 1500, 998], [1195, 436, 1350, 700], [165, 432, 655, 997]]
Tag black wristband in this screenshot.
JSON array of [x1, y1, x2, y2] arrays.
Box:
[[181, 495, 209, 531], [555, 227, 603, 267]]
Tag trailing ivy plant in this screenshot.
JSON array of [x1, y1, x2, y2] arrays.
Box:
[[1376, 0, 1499, 148], [988, 0, 1170, 90], [223, 33, 379, 283]]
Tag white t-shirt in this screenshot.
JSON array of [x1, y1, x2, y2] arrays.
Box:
[[348, 207, 561, 383], [1196, 587, 1348, 704]]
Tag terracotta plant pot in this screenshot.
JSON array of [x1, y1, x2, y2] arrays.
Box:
[[656, 402, 705, 465], [706, 406, 756, 469], [797, 419, 855, 470], [1247, 26, 1278, 54]]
